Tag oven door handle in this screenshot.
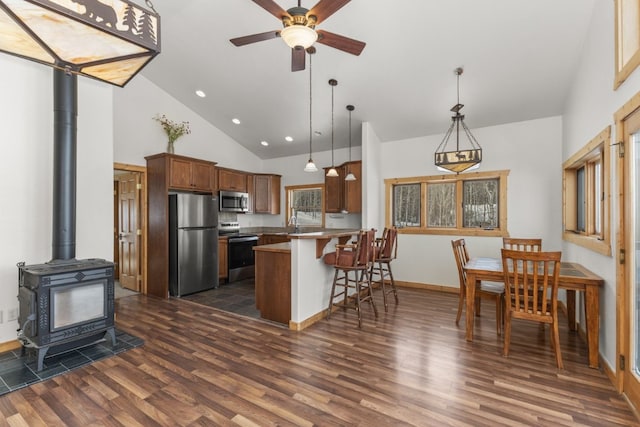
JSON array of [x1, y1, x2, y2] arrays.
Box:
[[228, 236, 259, 243]]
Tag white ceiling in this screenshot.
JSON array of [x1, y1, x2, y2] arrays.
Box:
[[139, 0, 597, 160]]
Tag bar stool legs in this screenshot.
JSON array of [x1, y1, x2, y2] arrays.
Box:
[[327, 265, 378, 328], [371, 258, 399, 311]]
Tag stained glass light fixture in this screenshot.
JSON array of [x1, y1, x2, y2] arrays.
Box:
[[0, 0, 161, 87], [434, 67, 482, 173]]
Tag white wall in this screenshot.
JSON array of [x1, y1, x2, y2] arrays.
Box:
[[366, 116, 563, 287], [114, 75, 262, 172], [562, 0, 640, 371], [0, 55, 113, 342]]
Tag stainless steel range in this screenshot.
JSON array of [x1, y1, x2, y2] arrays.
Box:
[[219, 222, 258, 282]]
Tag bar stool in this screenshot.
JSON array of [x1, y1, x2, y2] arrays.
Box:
[[323, 229, 378, 327], [370, 227, 399, 311]]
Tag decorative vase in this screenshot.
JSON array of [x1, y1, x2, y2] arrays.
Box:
[[167, 141, 175, 154]]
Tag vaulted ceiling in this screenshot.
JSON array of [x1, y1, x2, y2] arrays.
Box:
[[140, 0, 596, 159]]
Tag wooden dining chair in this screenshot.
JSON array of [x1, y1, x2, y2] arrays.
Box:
[[451, 239, 504, 335], [370, 227, 399, 311], [501, 248, 563, 369], [502, 237, 542, 252], [324, 229, 378, 328]]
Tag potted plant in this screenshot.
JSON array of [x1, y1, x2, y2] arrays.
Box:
[[153, 114, 191, 153]]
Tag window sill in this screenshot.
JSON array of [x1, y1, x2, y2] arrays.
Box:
[[398, 228, 508, 237], [562, 232, 611, 256]]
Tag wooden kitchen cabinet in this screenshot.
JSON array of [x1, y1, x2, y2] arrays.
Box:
[[324, 161, 361, 213], [218, 236, 228, 283], [168, 156, 214, 192], [259, 233, 290, 245], [145, 153, 217, 298], [342, 161, 361, 213], [253, 174, 281, 214], [217, 168, 247, 192], [254, 244, 291, 324]]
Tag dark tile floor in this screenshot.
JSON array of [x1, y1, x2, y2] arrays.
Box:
[[0, 329, 143, 397], [182, 278, 261, 319]]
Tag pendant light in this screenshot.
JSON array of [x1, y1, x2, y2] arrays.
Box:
[[434, 67, 482, 173], [344, 105, 357, 181], [326, 78, 339, 177], [304, 48, 318, 172]]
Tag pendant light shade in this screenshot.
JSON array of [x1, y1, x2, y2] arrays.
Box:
[[304, 48, 317, 172], [326, 78, 339, 177], [0, 0, 161, 87], [344, 104, 356, 181], [434, 67, 482, 173]]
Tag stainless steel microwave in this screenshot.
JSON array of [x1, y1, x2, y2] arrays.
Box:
[[219, 190, 249, 212]]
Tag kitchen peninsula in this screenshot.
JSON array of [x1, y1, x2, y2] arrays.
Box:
[[253, 229, 359, 329]]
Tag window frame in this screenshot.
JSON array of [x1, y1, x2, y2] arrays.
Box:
[[615, 0, 640, 89], [285, 183, 326, 228], [384, 170, 509, 237], [562, 126, 611, 256]]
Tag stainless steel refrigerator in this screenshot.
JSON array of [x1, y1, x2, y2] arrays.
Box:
[[168, 193, 218, 297]]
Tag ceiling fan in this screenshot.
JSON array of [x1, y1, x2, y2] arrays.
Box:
[[230, 0, 366, 72]]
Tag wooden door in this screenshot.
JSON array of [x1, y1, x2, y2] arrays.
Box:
[[616, 96, 640, 408], [117, 172, 141, 291]]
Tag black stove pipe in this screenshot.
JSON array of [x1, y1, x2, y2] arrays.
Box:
[[51, 69, 77, 262]]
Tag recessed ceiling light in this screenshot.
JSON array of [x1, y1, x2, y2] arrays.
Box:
[[195, 90, 206, 98], [261, 141, 269, 146], [285, 136, 293, 142], [232, 118, 241, 124]]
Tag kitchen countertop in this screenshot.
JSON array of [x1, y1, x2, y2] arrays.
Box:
[[240, 227, 359, 237]]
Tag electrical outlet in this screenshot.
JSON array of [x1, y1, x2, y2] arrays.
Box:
[[7, 308, 18, 322]]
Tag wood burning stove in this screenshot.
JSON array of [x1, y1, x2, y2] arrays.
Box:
[[17, 259, 116, 372], [16, 70, 117, 372]]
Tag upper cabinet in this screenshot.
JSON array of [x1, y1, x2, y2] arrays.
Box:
[[168, 156, 215, 192], [324, 161, 361, 213], [217, 168, 247, 192], [253, 174, 281, 214]]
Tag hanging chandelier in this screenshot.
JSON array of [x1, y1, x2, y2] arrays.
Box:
[[434, 67, 482, 173], [0, 0, 161, 87]]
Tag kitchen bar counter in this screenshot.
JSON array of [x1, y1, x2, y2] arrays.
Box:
[[253, 229, 360, 329]]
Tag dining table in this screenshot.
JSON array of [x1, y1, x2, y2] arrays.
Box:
[[463, 257, 605, 368]]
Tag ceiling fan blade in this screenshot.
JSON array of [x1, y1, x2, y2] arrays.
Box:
[[316, 29, 365, 56], [291, 48, 306, 72], [307, 0, 350, 25], [230, 30, 280, 47], [252, 0, 288, 20]]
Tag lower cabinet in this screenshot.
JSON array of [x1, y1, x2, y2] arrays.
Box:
[[259, 234, 290, 245], [254, 245, 291, 324], [218, 237, 228, 283]]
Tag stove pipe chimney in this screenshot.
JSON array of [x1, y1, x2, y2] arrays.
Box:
[[51, 69, 77, 262]]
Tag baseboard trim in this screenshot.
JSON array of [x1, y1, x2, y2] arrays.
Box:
[[0, 339, 21, 353]]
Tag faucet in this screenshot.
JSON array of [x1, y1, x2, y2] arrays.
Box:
[[288, 209, 298, 232]]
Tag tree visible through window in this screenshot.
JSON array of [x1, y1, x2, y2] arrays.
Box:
[[286, 185, 324, 227], [385, 170, 508, 236]]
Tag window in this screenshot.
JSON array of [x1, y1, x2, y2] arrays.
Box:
[[285, 184, 325, 227], [385, 170, 508, 236], [615, 0, 640, 89], [562, 126, 611, 255]]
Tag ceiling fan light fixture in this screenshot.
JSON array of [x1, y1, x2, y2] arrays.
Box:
[[280, 25, 317, 49]]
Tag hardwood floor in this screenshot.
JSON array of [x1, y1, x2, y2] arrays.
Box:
[[1, 287, 638, 426]]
